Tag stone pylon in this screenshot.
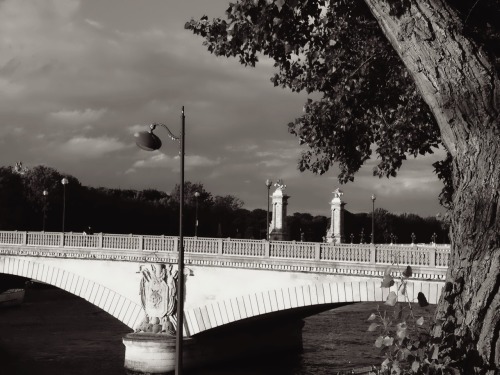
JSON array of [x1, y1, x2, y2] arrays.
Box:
[[326, 188, 345, 244], [269, 179, 289, 241]]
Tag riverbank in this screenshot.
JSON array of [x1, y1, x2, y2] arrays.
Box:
[[0, 287, 435, 374]]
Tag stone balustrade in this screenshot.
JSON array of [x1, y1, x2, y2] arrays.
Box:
[[0, 231, 450, 268]]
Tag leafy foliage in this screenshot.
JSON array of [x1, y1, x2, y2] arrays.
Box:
[[369, 263, 456, 374], [185, 0, 441, 184]]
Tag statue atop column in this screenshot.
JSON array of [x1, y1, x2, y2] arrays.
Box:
[[269, 179, 290, 241], [135, 263, 178, 335], [326, 188, 346, 244]]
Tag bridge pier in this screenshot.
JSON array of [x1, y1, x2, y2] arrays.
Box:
[[123, 318, 305, 374]]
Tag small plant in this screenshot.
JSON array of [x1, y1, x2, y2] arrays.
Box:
[[367, 264, 452, 374]]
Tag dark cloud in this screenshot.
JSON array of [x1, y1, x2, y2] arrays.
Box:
[[0, 0, 445, 218]]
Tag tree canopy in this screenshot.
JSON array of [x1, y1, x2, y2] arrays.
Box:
[[186, 1, 439, 179], [186, 0, 499, 207]]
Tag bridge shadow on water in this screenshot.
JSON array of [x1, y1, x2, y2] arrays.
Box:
[[0, 284, 436, 375]]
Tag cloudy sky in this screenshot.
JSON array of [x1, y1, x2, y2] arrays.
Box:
[[0, 0, 446, 217]]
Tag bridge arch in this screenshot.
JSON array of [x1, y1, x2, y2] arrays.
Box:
[[0, 256, 144, 329], [184, 279, 443, 336]]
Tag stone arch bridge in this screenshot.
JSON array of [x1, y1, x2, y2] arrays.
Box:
[[0, 231, 449, 337]]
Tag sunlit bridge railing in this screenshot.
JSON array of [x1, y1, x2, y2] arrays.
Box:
[[223, 238, 265, 257], [270, 241, 315, 259], [322, 244, 371, 263], [186, 237, 219, 254], [0, 231, 24, 245], [0, 231, 450, 269], [143, 235, 176, 252]]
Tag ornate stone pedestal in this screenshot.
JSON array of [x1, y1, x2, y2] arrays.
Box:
[[269, 179, 290, 241], [123, 333, 178, 374], [326, 188, 345, 244]]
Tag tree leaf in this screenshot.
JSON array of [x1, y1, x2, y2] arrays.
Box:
[[381, 273, 395, 288], [416, 316, 424, 326], [367, 312, 377, 321], [417, 292, 429, 307], [411, 361, 420, 372], [396, 322, 407, 340], [385, 291, 398, 306], [383, 336, 394, 346], [275, 0, 285, 11], [368, 322, 380, 332], [433, 322, 443, 337], [398, 282, 407, 296], [375, 335, 384, 348], [391, 361, 401, 375], [431, 344, 439, 359], [381, 358, 390, 369], [384, 265, 392, 276], [402, 265, 412, 278]]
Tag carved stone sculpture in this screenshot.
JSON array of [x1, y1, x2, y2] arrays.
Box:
[[135, 263, 178, 335]]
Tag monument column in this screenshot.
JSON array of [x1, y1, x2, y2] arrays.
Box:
[[326, 188, 345, 244], [269, 179, 289, 241]]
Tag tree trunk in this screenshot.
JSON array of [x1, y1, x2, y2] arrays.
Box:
[[363, 0, 500, 373]]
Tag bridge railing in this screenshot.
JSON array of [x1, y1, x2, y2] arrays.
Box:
[[321, 243, 372, 263], [0, 231, 450, 267]]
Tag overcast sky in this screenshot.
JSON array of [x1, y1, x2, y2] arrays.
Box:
[[0, 0, 446, 217]]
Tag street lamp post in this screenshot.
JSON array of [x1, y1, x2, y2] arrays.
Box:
[[265, 179, 272, 240], [134, 106, 186, 375], [194, 191, 200, 237], [431, 232, 437, 244], [371, 194, 376, 244], [42, 189, 48, 231], [61, 178, 69, 233]]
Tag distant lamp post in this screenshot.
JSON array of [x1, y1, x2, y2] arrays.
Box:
[[360, 228, 365, 244], [411, 232, 416, 245], [42, 189, 48, 231], [61, 178, 69, 233], [265, 179, 272, 240], [134, 106, 186, 375], [350, 233, 354, 244], [194, 191, 200, 237], [431, 232, 437, 244], [371, 194, 376, 244]]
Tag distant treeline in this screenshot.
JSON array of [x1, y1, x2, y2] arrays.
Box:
[[0, 165, 449, 243]]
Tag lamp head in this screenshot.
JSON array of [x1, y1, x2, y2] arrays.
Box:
[[135, 130, 162, 151], [43, 189, 48, 196], [371, 194, 376, 201], [61, 178, 69, 185], [265, 179, 272, 188], [194, 192, 200, 198]]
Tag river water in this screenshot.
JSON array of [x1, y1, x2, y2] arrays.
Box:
[[0, 287, 435, 375]]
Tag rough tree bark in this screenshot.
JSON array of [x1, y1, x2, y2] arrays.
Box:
[[363, 1, 500, 373]]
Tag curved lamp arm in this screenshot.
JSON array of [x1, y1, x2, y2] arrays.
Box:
[[150, 123, 180, 143]]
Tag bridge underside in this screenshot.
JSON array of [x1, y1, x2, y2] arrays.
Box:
[[184, 278, 443, 336]]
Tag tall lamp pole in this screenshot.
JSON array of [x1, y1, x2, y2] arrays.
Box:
[[371, 194, 376, 244], [61, 178, 69, 233], [42, 189, 48, 231], [194, 191, 200, 237], [265, 179, 272, 240], [134, 107, 186, 375]]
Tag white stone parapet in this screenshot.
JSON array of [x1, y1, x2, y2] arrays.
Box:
[[0, 231, 450, 269]]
